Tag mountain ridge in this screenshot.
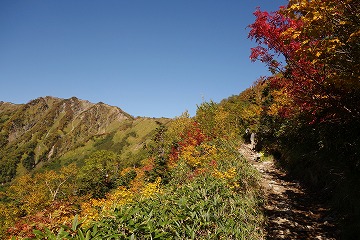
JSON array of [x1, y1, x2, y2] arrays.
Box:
[[0, 96, 168, 183]]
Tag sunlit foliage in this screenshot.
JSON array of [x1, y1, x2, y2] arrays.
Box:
[[249, 0, 360, 123], [77, 150, 122, 198], [248, 1, 360, 236]]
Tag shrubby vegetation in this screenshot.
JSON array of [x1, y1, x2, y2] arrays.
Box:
[[0, 0, 358, 238], [0, 106, 264, 239]]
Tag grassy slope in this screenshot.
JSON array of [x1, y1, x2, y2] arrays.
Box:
[[41, 117, 171, 171]]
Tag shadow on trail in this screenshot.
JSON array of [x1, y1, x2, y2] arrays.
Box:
[[265, 189, 339, 239], [239, 144, 340, 239]]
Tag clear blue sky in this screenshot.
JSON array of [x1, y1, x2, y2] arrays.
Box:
[[0, 0, 286, 118]]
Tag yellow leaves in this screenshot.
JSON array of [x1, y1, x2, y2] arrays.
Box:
[[282, 0, 348, 66], [213, 167, 237, 180], [104, 186, 134, 211], [43, 163, 78, 201], [312, 94, 329, 100], [213, 107, 233, 137], [80, 177, 162, 225], [312, 12, 323, 21], [8, 174, 50, 214], [288, 4, 299, 12], [202, 143, 218, 157], [288, 0, 309, 12], [120, 167, 135, 176], [181, 145, 200, 167], [180, 143, 218, 168], [292, 31, 301, 39], [287, 0, 336, 28], [268, 104, 281, 117], [0, 204, 11, 228], [80, 199, 103, 223], [141, 177, 162, 198], [279, 24, 299, 39], [241, 104, 262, 122], [328, 38, 341, 45], [81, 186, 135, 225], [267, 89, 293, 117], [166, 112, 193, 143], [212, 167, 240, 190], [348, 30, 360, 42], [280, 27, 296, 38]]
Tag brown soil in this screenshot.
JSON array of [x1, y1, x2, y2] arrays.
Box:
[[239, 144, 340, 239]]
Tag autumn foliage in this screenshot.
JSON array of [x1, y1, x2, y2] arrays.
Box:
[[0, 102, 264, 239], [1, 0, 358, 238], [249, 0, 360, 123], [247, 1, 360, 236]]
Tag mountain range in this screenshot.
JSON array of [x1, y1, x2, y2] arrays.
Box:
[[0, 96, 169, 183]]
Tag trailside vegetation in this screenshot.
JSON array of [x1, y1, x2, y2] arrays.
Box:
[[248, 0, 360, 237]]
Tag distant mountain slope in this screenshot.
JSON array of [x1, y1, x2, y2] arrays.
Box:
[[0, 96, 169, 182]]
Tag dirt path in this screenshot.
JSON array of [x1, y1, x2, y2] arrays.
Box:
[[239, 144, 340, 239]]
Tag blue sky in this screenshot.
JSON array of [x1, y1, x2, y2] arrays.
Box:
[[0, 0, 286, 118]]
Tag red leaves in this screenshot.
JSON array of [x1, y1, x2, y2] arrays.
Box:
[[142, 157, 155, 172], [249, 0, 360, 123], [248, 4, 351, 122], [169, 121, 207, 165], [250, 46, 273, 63], [248, 8, 303, 66], [178, 121, 207, 150]]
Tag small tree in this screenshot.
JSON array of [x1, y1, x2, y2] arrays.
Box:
[[77, 150, 122, 198], [21, 151, 35, 171]]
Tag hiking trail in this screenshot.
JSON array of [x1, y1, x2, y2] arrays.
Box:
[[239, 143, 340, 239]]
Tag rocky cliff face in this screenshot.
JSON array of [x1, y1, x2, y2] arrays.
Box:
[[0, 96, 135, 182]]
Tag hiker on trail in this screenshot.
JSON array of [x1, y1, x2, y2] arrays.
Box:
[[250, 132, 256, 150], [244, 128, 251, 144]]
